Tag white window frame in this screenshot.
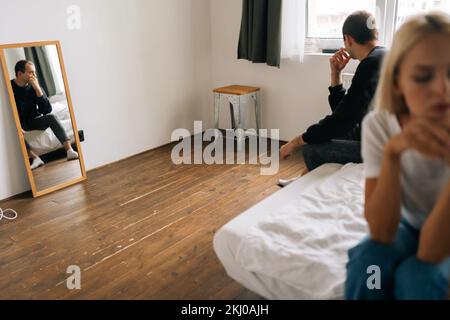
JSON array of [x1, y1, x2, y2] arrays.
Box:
[[305, 0, 399, 53], [381, 0, 399, 47]]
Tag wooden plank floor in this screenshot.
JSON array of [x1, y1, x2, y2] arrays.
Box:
[[33, 158, 83, 191], [0, 139, 305, 300]]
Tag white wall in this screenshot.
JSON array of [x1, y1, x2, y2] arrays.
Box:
[[0, 0, 212, 200], [1, 0, 361, 200], [210, 0, 358, 141]]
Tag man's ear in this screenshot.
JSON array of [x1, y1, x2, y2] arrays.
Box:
[[344, 35, 353, 46]]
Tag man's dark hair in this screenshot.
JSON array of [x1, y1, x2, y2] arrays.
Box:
[[342, 11, 379, 44], [14, 60, 33, 76]]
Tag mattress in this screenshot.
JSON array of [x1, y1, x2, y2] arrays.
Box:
[[24, 101, 75, 156], [213, 163, 368, 300]]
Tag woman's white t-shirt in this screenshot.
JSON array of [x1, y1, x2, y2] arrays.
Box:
[[362, 111, 450, 229]]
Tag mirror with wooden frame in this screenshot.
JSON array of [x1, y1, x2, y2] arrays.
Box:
[[0, 41, 86, 197]]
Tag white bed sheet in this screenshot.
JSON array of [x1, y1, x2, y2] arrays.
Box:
[[24, 101, 75, 156], [213, 163, 368, 300]]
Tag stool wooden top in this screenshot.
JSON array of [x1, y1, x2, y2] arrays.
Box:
[[213, 85, 260, 96]]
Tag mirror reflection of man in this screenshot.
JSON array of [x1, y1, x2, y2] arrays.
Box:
[[11, 60, 78, 169]]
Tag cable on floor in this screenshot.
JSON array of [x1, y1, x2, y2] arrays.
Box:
[[0, 208, 18, 222]]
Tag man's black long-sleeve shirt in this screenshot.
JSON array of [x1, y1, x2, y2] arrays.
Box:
[[11, 79, 52, 127], [302, 46, 387, 144]]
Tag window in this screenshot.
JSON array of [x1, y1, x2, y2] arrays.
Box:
[[396, 0, 450, 29], [303, 0, 450, 53], [307, 0, 377, 39], [304, 0, 383, 54]]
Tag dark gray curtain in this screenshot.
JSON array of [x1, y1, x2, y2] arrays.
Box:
[[24, 46, 56, 97], [238, 0, 283, 68]]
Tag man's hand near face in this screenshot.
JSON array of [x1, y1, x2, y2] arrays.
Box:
[[330, 48, 351, 87], [28, 75, 44, 97]]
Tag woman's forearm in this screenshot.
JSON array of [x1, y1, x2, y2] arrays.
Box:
[[418, 181, 450, 263], [365, 144, 403, 244]]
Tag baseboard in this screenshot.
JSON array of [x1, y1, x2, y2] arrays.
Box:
[[1, 132, 285, 202]]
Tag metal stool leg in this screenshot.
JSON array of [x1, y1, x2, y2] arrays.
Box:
[[237, 96, 246, 153], [228, 94, 240, 131], [229, 102, 236, 129], [214, 93, 220, 129], [255, 91, 261, 133]]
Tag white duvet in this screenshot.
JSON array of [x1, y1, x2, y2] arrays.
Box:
[[234, 164, 368, 300]]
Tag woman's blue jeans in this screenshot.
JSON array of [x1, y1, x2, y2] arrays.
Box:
[[345, 220, 450, 300]]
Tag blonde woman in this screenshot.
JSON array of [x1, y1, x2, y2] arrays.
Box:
[[345, 12, 450, 300]]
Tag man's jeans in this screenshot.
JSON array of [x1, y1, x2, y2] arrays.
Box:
[[23, 114, 69, 145], [302, 139, 362, 171]]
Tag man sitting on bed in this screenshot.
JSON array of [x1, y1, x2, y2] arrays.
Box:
[[279, 11, 387, 186], [11, 60, 78, 166]]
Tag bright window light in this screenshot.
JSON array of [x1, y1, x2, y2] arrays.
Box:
[[307, 0, 377, 39], [396, 0, 450, 29]]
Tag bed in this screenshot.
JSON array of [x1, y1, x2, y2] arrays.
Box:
[[23, 96, 76, 156], [213, 163, 368, 300]]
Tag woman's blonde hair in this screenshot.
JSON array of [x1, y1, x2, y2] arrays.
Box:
[[375, 11, 450, 114]]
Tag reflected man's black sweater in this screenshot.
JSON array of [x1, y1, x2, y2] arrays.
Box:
[[11, 79, 53, 127], [302, 46, 387, 144]]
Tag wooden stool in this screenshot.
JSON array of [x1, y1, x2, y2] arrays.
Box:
[[213, 85, 261, 134]]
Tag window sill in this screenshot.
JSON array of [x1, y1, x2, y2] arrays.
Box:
[[304, 52, 333, 56]]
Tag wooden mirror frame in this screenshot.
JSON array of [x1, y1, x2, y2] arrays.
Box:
[[0, 40, 87, 197]]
